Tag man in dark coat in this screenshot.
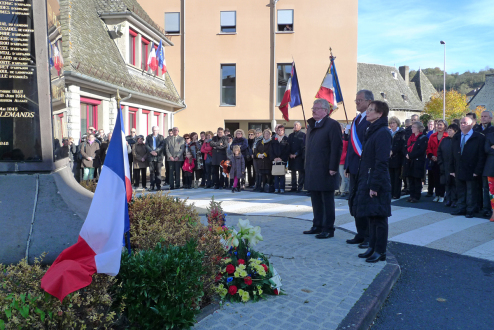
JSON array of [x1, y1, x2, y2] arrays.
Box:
[[389, 120, 405, 199], [438, 124, 459, 207], [145, 126, 165, 190], [302, 99, 342, 239], [483, 131, 494, 219], [288, 121, 306, 192], [345, 90, 373, 247], [126, 128, 138, 182], [450, 116, 486, 218], [475, 110, 494, 216], [210, 127, 229, 189], [351, 101, 392, 263]]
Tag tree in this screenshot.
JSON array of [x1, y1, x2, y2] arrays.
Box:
[[423, 90, 469, 123], [473, 105, 486, 119]]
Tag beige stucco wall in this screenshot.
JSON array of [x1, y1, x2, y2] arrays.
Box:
[[138, 0, 358, 133]]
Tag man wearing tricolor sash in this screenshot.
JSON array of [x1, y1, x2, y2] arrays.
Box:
[[345, 90, 374, 248]]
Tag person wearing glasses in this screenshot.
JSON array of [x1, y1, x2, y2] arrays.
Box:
[[345, 90, 373, 249]]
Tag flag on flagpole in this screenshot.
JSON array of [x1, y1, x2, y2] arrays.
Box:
[[156, 39, 167, 73], [41, 107, 132, 302], [51, 43, 64, 76], [147, 42, 158, 72], [315, 59, 343, 114], [278, 62, 301, 121]]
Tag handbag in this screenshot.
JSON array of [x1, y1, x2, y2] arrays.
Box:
[[271, 161, 286, 176]]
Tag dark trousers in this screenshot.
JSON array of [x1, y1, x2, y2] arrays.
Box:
[[483, 176, 492, 211], [310, 190, 336, 233], [456, 178, 478, 215], [204, 163, 212, 187], [246, 160, 255, 186], [259, 169, 273, 191], [402, 166, 408, 190], [194, 169, 204, 185], [291, 170, 305, 191], [164, 158, 169, 184], [149, 161, 162, 188], [409, 176, 423, 200], [183, 172, 193, 187], [212, 165, 225, 188], [350, 173, 369, 241], [430, 162, 445, 197], [369, 216, 388, 254], [389, 167, 402, 198], [445, 175, 457, 203], [427, 168, 435, 194], [129, 161, 133, 182], [133, 168, 147, 188], [73, 161, 81, 182], [274, 175, 286, 191], [168, 161, 182, 188]]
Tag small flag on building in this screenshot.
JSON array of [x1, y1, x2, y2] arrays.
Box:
[[41, 107, 132, 302], [279, 62, 301, 121], [156, 39, 167, 73], [148, 42, 158, 72], [51, 43, 64, 76], [315, 58, 343, 115]]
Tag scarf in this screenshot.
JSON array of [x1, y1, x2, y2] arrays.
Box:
[[262, 137, 271, 144], [88, 140, 94, 145], [407, 133, 422, 153]]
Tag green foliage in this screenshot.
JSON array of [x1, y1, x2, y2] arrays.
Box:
[[114, 240, 205, 330], [0, 255, 118, 329], [128, 192, 224, 308], [423, 90, 469, 123], [80, 180, 97, 193], [206, 196, 226, 226]]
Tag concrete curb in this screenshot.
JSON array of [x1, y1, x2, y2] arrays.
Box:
[[336, 250, 401, 330], [195, 301, 220, 323]]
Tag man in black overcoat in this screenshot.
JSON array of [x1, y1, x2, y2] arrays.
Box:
[[302, 99, 342, 239], [145, 126, 165, 190], [450, 117, 486, 218]]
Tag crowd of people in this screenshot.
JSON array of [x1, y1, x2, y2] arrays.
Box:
[[55, 90, 494, 264]]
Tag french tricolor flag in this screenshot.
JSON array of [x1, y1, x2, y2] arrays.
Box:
[[315, 60, 343, 115], [148, 42, 158, 72], [41, 107, 132, 302]]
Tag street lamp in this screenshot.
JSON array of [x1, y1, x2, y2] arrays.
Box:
[[440, 41, 446, 120]]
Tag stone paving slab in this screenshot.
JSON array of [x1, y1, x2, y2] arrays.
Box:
[[193, 215, 386, 330]]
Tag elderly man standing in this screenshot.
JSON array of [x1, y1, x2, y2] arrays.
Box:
[[145, 126, 165, 191], [450, 117, 486, 218], [165, 127, 185, 190], [303, 99, 342, 239], [474, 110, 494, 217], [288, 121, 306, 192], [345, 90, 373, 248]]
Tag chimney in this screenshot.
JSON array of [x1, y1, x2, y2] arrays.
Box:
[[399, 66, 409, 82]]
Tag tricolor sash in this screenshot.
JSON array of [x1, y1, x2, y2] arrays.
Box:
[[350, 115, 363, 157]]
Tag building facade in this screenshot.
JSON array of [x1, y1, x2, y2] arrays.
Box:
[[137, 0, 358, 133], [468, 74, 494, 112], [49, 0, 184, 143]]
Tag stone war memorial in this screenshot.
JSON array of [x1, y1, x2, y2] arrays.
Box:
[[0, 0, 91, 265]]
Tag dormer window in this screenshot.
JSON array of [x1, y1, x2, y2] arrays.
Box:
[[141, 36, 150, 70], [401, 94, 408, 101], [129, 29, 137, 66], [392, 72, 397, 79], [381, 92, 387, 100]]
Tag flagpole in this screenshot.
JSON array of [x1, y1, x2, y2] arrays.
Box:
[[329, 48, 349, 124], [291, 59, 308, 129]]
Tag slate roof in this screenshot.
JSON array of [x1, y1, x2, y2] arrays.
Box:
[[468, 74, 494, 111], [357, 63, 436, 112], [59, 0, 183, 107]]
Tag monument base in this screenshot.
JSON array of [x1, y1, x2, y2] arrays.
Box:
[[0, 159, 92, 265]]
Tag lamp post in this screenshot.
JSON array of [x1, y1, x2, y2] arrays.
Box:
[[440, 41, 446, 120]]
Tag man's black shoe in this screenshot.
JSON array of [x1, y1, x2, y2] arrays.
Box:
[[303, 227, 321, 235], [425, 193, 433, 197], [315, 232, 334, 239], [346, 238, 364, 244], [366, 252, 386, 263], [482, 210, 492, 218], [465, 214, 474, 219], [358, 248, 374, 259], [290, 188, 297, 192], [451, 209, 466, 216], [214, 186, 219, 189], [148, 186, 155, 191], [444, 201, 452, 207], [358, 242, 370, 249]]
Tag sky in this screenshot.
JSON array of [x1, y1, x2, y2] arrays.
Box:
[[358, 0, 494, 74]]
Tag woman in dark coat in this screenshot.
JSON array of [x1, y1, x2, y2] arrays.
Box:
[[80, 133, 101, 181], [231, 129, 249, 188], [246, 129, 256, 187], [484, 131, 494, 222], [254, 129, 274, 192], [351, 101, 392, 263], [288, 122, 306, 192], [388, 117, 405, 199], [437, 124, 459, 207], [270, 125, 290, 193], [210, 128, 229, 189], [403, 121, 428, 203], [132, 135, 148, 189]]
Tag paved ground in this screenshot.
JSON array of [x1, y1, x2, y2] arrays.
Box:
[[371, 242, 494, 330]]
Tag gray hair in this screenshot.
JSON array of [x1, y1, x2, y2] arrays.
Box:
[[388, 116, 401, 127], [437, 119, 448, 127], [293, 121, 301, 127], [357, 90, 374, 101], [411, 114, 419, 119], [313, 98, 331, 113], [482, 110, 493, 118], [255, 128, 262, 133], [405, 119, 411, 125], [152, 126, 160, 131], [412, 121, 425, 133]]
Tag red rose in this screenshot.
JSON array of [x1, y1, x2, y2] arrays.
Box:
[[226, 264, 235, 274], [273, 288, 279, 295], [244, 276, 252, 285], [228, 285, 238, 295], [238, 259, 245, 265], [262, 264, 268, 272], [215, 273, 222, 282]]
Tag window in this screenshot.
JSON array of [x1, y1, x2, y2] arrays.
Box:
[[142, 110, 150, 136], [165, 12, 180, 34], [129, 29, 137, 65], [53, 113, 66, 142], [141, 36, 149, 70], [220, 11, 236, 32], [277, 63, 292, 105], [277, 9, 293, 31], [129, 108, 137, 134], [221, 64, 236, 106], [153, 112, 160, 129], [248, 123, 271, 131], [80, 97, 101, 134]]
